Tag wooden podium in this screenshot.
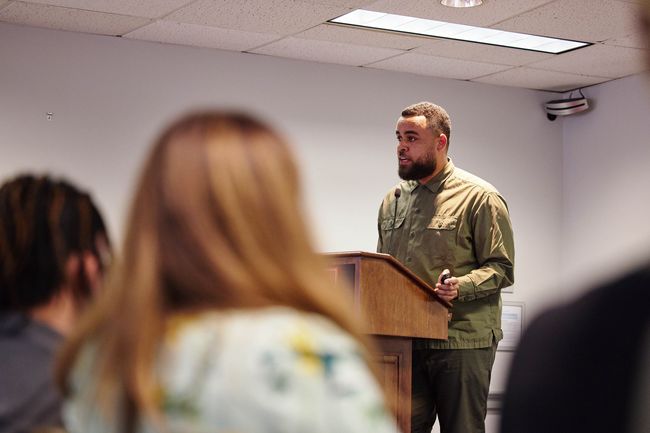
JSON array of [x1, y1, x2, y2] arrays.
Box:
[[326, 252, 451, 433]]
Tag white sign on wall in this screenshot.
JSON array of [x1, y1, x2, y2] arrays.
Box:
[[499, 302, 525, 351]]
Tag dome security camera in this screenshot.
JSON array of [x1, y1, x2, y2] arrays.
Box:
[[544, 96, 589, 121]]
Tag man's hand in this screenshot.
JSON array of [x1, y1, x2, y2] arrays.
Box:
[[434, 269, 459, 302]]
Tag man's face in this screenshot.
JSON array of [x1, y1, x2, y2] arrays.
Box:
[[395, 115, 439, 181]]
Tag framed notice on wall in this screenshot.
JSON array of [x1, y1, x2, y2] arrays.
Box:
[[498, 302, 525, 351]]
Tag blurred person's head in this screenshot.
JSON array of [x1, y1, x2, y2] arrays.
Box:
[[0, 174, 110, 333], [58, 111, 372, 426]]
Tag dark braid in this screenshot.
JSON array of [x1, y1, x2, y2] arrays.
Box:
[[0, 174, 109, 311]]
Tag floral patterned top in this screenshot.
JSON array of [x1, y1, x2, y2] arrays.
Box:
[[64, 307, 398, 433]]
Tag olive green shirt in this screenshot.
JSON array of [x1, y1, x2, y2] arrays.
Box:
[[377, 159, 515, 349]]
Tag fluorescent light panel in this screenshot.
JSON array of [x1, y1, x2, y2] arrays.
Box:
[[329, 9, 590, 54]]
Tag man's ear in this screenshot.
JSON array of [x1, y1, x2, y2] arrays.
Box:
[[438, 134, 448, 150], [63, 251, 102, 296], [63, 254, 82, 284], [81, 251, 102, 294]]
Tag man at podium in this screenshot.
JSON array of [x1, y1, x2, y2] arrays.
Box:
[[377, 101, 515, 433]]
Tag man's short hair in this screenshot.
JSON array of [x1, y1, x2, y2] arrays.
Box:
[[401, 102, 451, 144]]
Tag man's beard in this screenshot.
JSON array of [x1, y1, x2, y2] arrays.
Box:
[[398, 152, 436, 181]]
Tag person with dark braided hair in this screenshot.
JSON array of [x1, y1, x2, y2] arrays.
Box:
[[0, 174, 110, 433]]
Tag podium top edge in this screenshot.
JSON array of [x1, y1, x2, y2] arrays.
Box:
[[323, 251, 452, 308]]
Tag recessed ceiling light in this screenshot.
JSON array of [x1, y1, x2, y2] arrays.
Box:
[[328, 9, 591, 54], [441, 0, 483, 7]]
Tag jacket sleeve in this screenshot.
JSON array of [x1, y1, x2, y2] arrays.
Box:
[[457, 192, 515, 302]]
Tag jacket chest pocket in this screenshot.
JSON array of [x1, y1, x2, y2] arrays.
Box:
[[427, 215, 457, 231], [380, 216, 405, 231], [425, 215, 458, 259]]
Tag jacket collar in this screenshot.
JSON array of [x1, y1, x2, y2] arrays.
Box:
[[407, 158, 454, 194]]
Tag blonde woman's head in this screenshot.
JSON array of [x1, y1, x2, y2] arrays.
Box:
[[123, 111, 324, 312]]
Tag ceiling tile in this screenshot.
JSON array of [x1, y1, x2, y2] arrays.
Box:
[[297, 0, 374, 6], [250, 37, 404, 66], [526, 43, 647, 78], [604, 31, 647, 49], [413, 39, 553, 66], [296, 23, 428, 49], [19, 0, 194, 18], [125, 21, 279, 52], [365, 0, 555, 26], [367, 52, 512, 80], [473, 67, 608, 92], [0, 0, 644, 92], [495, 0, 639, 43], [166, 0, 350, 35], [0, 2, 149, 35]]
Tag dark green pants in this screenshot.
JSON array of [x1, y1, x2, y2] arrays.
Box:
[[411, 343, 497, 433]]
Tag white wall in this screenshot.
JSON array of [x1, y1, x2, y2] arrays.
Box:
[[1, 22, 572, 432], [0, 23, 564, 311], [562, 74, 650, 295]]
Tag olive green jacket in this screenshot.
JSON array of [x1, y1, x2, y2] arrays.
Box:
[[377, 159, 515, 349]]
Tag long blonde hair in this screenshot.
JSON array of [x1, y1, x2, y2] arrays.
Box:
[[57, 111, 375, 428]]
